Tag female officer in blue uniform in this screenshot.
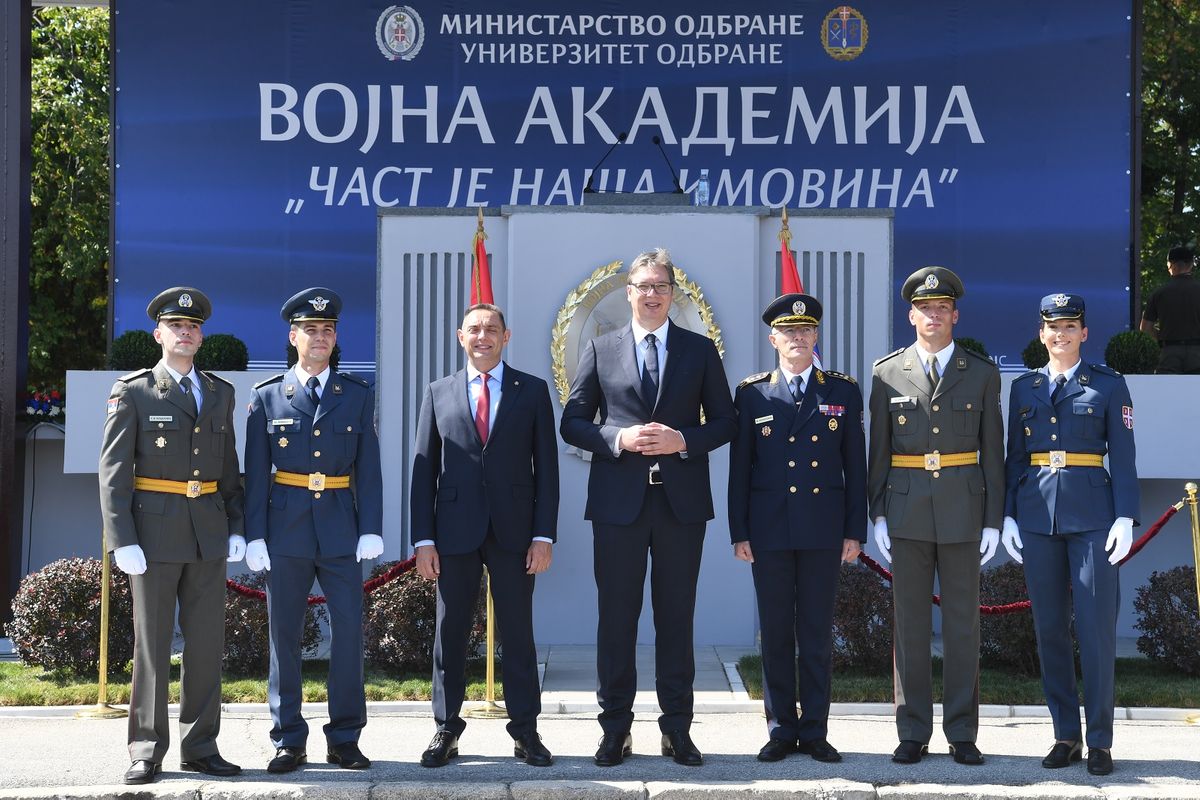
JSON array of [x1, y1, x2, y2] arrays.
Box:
[[1000, 293, 1138, 776]]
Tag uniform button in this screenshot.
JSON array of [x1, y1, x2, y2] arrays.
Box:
[[314, 450, 321, 457], [1050, 416, 1057, 424], [157, 422, 164, 429], [811, 460, 819, 468], [194, 426, 200, 434], [788, 460, 796, 468], [1087, 408, 1094, 414], [314, 429, 321, 437], [193, 448, 200, 455], [314, 492, 322, 499], [789, 486, 797, 493], [812, 487, 820, 494], [932, 404, 940, 412], [346, 426, 353, 432], [811, 435, 819, 442], [1051, 434, 1058, 441], [788, 436, 795, 443], [932, 427, 940, 434], [932, 471, 941, 478], [193, 469, 200, 477], [966, 403, 973, 410]]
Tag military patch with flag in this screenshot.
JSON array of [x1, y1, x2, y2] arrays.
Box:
[[1122, 405, 1134, 430], [107, 398, 119, 415]]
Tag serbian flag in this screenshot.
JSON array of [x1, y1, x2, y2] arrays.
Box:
[[779, 207, 822, 368], [471, 207, 494, 305]]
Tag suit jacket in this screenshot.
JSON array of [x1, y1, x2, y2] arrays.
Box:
[[729, 368, 867, 551], [1004, 362, 1139, 533], [244, 370, 383, 558], [99, 363, 244, 562], [560, 320, 736, 525], [410, 363, 559, 555], [866, 343, 1004, 543]]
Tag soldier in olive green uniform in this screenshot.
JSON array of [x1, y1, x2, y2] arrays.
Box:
[[866, 267, 1004, 766], [99, 288, 246, 785]]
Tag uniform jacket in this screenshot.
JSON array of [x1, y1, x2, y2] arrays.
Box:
[[559, 320, 737, 525], [866, 343, 1004, 543], [409, 364, 560, 555], [99, 363, 244, 562], [728, 368, 867, 550], [1004, 362, 1140, 533], [244, 370, 383, 558]]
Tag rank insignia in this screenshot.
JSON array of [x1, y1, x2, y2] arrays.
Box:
[[107, 398, 119, 415], [898, 415, 907, 425], [816, 371, 826, 384], [332, 383, 343, 394], [157, 378, 172, 392], [155, 436, 167, 449], [957, 358, 967, 369], [285, 384, 296, 397], [761, 426, 772, 437], [278, 437, 289, 448], [828, 418, 838, 431], [1122, 406, 1133, 430], [1079, 374, 1089, 385]]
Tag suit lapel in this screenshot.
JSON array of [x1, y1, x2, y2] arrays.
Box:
[[657, 320, 684, 403], [288, 370, 318, 419], [1029, 369, 1053, 410], [454, 368, 482, 446], [900, 345, 932, 400], [488, 363, 522, 444], [315, 375, 344, 424], [932, 346, 964, 401], [195, 372, 217, 424], [154, 363, 197, 420], [617, 324, 653, 415], [1057, 362, 1088, 407], [766, 369, 798, 426], [792, 369, 821, 432]]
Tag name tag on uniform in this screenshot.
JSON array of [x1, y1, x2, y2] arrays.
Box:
[[270, 418, 296, 427], [754, 415, 774, 424], [819, 404, 846, 416], [148, 415, 173, 422], [890, 396, 916, 406]]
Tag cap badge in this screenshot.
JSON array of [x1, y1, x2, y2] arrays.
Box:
[[178, 293, 193, 308], [924, 274, 939, 289], [1053, 293, 1069, 307], [792, 300, 806, 316], [309, 296, 330, 312]]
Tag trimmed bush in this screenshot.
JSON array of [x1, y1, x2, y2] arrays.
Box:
[[954, 337, 990, 359], [832, 562, 893, 671], [287, 343, 341, 371], [1104, 330, 1159, 374], [224, 573, 328, 674], [195, 333, 249, 371], [1021, 337, 1049, 369], [4, 557, 134, 677], [362, 561, 486, 673], [978, 561, 1041, 676], [1134, 566, 1200, 676], [107, 330, 159, 371]]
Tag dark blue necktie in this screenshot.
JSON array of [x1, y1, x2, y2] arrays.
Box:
[[1051, 374, 1067, 405], [640, 333, 659, 408]]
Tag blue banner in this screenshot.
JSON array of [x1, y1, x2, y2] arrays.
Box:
[[114, 1, 1134, 372]]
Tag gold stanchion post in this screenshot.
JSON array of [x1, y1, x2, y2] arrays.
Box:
[[1185, 482, 1200, 727], [462, 568, 507, 718], [76, 537, 128, 720]]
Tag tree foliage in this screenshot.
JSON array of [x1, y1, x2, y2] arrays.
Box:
[[29, 7, 110, 388]]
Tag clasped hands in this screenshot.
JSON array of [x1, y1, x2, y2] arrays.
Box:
[[619, 423, 686, 456]]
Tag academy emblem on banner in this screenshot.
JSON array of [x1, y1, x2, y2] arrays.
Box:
[[822, 6, 868, 61], [376, 5, 425, 61]]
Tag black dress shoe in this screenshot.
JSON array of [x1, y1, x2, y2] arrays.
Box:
[[420, 731, 459, 768], [594, 732, 632, 766], [661, 730, 703, 766], [949, 741, 985, 765], [181, 753, 242, 776], [513, 732, 553, 766], [892, 740, 928, 764], [123, 760, 161, 785], [1087, 748, 1114, 776], [267, 747, 307, 774], [797, 737, 843, 763], [756, 738, 798, 762], [1042, 740, 1083, 769], [327, 741, 371, 769]]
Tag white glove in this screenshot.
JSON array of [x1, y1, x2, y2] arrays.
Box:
[[1001, 516, 1024, 564], [1105, 517, 1134, 565], [245, 539, 271, 572], [979, 527, 1000, 566], [873, 517, 891, 564], [356, 534, 384, 562], [112, 544, 147, 575], [227, 534, 247, 563]]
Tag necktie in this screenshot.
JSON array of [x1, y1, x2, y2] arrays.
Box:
[[306, 376, 321, 407], [791, 376, 804, 405], [475, 372, 491, 444], [179, 376, 198, 416], [1051, 374, 1067, 405], [641, 333, 659, 408], [927, 354, 940, 393]]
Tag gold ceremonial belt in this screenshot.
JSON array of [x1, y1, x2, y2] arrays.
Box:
[[134, 476, 217, 499], [891, 451, 979, 471], [274, 470, 351, 492], [1030, 451, 1105, 469]]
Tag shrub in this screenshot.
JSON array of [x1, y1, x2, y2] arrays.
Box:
[[954, 337, 989, 359], [195, 333, 249, 371], [1022, 337, 1049, 369], [1104, 330, 1159, 374], [978, 561, 1041, 676], [832, 562, 894, 671], [287, 343, 340, 371], [4, 557, 134, 677], [1134, 566, 1200, 676], [107, 330, 160, 370], [362, 561, 486, 673], [224, 572, 328, 675]]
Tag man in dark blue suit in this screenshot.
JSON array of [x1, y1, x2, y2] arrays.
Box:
[[410, 303, 559, 768], [728, 294, 867, 764], [560, 247, 736, 767], [243, 288, 384, 773], [1001, 293, 1138, 776]]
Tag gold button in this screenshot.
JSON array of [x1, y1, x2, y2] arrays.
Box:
[[812, 487, 820, 494], [811, 435, 819, 442], [193, 469, 200, 477], [811, 460, 819, 468], [314, 429, 321, 437], [157, 422, 164, 429], [314, 491, 322, 499], [193, 448, 200, 455], [789, 486, 797, 493], [1051, 434, 1058, 441], [194, 426, 200, 434], [314, 450, 321, 457], [932, 404, 940, 412], [788, 460, 796, 468], [788, 436, 795, 443], [932, 471, 941, 478], [932, 427, 940, 434], [1050, 416, 1057, 424]]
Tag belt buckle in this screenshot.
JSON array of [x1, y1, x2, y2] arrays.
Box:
[[648, 470, 663, 486], [308, 472, 326, 492], [186, 480, 202, 499], [923, 452, 941, 471], [1048, 450, 1067, 470]]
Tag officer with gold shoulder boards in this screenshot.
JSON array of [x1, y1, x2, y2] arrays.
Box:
[[728, 294, 866, 764], [99, 287, 245, 785], [866, 267, 1004, 766], [243, 288, 384, 774], [1001, 293, 1137, 776]]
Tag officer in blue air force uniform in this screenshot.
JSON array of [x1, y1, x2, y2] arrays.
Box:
[[243, 288, 384, 774], [728, 294, 867, 765], [1000, 293, 1138, 777]]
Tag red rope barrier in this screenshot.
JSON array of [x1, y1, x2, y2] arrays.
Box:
[[855, 500, 1182, 615], [226, 555, 417, 606]]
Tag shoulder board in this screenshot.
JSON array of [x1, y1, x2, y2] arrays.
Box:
[[823, 370, 857, 386], [252, 373, 286, 390], [118, 368, 152, 382], [961, 347, 994, 363], [338, 372, 371, 387], [1013, 370, 1040, 383], [873, 348, 905, 367], [737, 371, 771, 388], [202, 371, 234, 388], [1091, 363, 1122, 378]]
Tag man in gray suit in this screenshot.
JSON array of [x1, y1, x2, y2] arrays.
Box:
[[866, 267, 1003, 766], [99, 287, 246, 785]]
